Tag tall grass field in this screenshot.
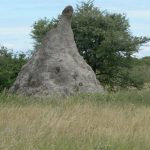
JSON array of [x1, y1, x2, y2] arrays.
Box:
[[0, 88, 150, 150]]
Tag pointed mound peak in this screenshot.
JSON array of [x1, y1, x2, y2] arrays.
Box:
[[62, 5, 73, 18]]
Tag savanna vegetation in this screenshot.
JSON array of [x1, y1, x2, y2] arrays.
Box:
[[0, 1, 150, 150], [0, 88, 150, 150], [0, 46, 27, 91]]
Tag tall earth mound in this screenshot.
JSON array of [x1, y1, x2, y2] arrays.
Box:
[[10, 6, 104, 96]]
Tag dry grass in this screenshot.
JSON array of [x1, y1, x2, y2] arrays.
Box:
[[0, 96, 150, 150]]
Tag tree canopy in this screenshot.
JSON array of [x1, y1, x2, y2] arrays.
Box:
[[0, 46, 27, 91]]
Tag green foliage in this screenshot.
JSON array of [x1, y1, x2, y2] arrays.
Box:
[[31, 17, 58, 49], [129, 57, 150, 86], [133, 56, 150, 66], [0, 46, 27, 91], [30, 1, 150, 90]]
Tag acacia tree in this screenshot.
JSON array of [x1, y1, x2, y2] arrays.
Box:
[[31, 1, 150, 89]]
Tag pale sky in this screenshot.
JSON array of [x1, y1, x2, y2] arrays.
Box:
[[0, 0, 150, 57]]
